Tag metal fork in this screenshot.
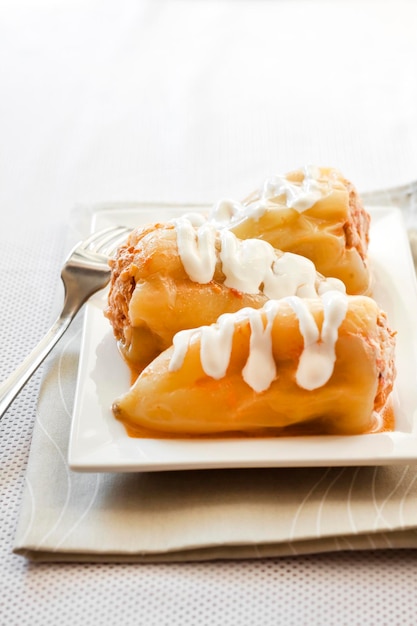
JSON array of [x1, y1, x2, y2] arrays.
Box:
[[0, 225, 131, 419]]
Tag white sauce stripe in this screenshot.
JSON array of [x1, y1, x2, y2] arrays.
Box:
[[200, 315, 236, 379], [288, 291, 348, 391], [168, 292, 349, 392], [220, 229, 276, 294], [171, 214, 345, 297], [262, 164, 323, 213], [210, 164, 329, 226], [242, 308, 277, 392], [169, 328, 195, 372], [173, 218, 217, 283]]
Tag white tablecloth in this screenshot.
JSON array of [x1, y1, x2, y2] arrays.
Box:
[[2, 1, 417, 624]]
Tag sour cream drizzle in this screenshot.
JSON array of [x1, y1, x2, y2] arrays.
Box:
[[262, 164, 324, 212], [168, 167, 347, 392], [173, 217, 217, 283], [211, 164, 327, 227], [171, 215, 345, 298], [169, 291, 348, 392]]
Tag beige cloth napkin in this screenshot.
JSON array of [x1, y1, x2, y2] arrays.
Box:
[[12, 206, 417, 562]]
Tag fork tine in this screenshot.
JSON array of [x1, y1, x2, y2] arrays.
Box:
[[79, 226, 123, 250], [96, 227, 132, 258], [80, 226, 131, 256]]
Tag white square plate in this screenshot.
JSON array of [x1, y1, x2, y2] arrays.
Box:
[[69, 204, 417, 472]]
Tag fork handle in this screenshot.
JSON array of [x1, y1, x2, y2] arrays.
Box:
[[0, 311, 76, 419]]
